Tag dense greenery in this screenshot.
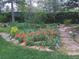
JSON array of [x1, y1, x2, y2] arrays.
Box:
[[0, 12, 79, 24]]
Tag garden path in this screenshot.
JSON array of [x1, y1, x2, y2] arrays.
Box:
[[59, 25, 79, 55]]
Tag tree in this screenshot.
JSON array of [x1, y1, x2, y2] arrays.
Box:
[[5, 5, 10, 12], [16, 0, 28, 21], [0, 0, 4, 13], [63, 0, 79, 12], [2, 0, 15, 23], [41, 0, 59, 13], [10, 0, 15, 23]]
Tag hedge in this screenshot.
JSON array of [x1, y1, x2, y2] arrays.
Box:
[[0, 12, 79, 24]]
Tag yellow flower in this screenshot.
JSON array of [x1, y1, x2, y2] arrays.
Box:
[[10, 26, 18, 35]]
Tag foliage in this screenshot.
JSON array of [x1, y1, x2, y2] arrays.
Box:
[[16, 0, 28, 22], [0, 12, 79, 24], [0, 24, 59, 49], [32, 33, 48, 42], [10, 26, 19, 36], [56, 12, 79, 24], [0, 15, 7, 22], [26, 29, 58, 49], [15, 33, 26, 43], [0, 13, 11, 22], [64, 19, 72, 25], [30, 12, 46, 24], [64, 1, 79, 9], [0, 27, 10, 33]]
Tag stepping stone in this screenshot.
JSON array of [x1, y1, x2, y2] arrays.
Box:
[[1, 33, 11, 41]]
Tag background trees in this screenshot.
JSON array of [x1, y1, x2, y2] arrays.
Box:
[[0, 0, 79, 24]]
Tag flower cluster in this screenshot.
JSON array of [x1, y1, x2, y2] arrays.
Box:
[[15, 33, 26, 43], [10, 26, 18, 36], [26, 29, 57, 42], [28, 29, 56, 37], [15, 33, 26, 39]]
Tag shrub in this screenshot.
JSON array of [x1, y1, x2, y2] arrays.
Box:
[[10, 26, 19, 37], [64, 19, 72, 25], [0, 15, 7, 22]]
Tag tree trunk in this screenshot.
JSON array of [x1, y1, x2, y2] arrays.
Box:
[[28, 0, 32, 20], [11, 1, 15, 23]]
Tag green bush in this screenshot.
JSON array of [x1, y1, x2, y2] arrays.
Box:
[[64, 19, 72, 25], [0, 15, 7, 22]]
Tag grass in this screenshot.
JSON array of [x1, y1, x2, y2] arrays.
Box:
[[0, 27, 10, 33], [0, 37, 79, 59]]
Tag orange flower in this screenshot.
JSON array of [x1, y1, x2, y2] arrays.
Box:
[[21, 33, 26, 38], [36, 31, 40, 35], [48, 30, 52, 32], [28, 32, 35, 36], [43, 31, 47, 35], [15, 33, 20, 38]]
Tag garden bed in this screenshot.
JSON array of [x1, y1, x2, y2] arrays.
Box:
[[0, 23, 60, 51]]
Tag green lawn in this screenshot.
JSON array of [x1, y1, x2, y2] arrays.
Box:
[[0, 37, 79, 59]]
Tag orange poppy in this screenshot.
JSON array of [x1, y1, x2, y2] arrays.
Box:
[[36, 31, 40, 35], [29, 32, 35, 36], [15, 33, 20, 38], [21, 33, 26, 38], [43, 31, 47, 35]]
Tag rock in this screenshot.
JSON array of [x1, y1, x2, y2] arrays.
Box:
[[12, 40, 19, 45], [19, 41, 26, 47], [1, 33, 11, 41], [0, 23, 9, 27]]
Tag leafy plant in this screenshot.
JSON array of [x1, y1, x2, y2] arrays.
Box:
[[10, 26, 19, 37], [64, 19, 72, 25], [32, 33, 47, 42], [0, 15, 7, 22], [15, 33, 26, 43], [26, 28, 58, 49]]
